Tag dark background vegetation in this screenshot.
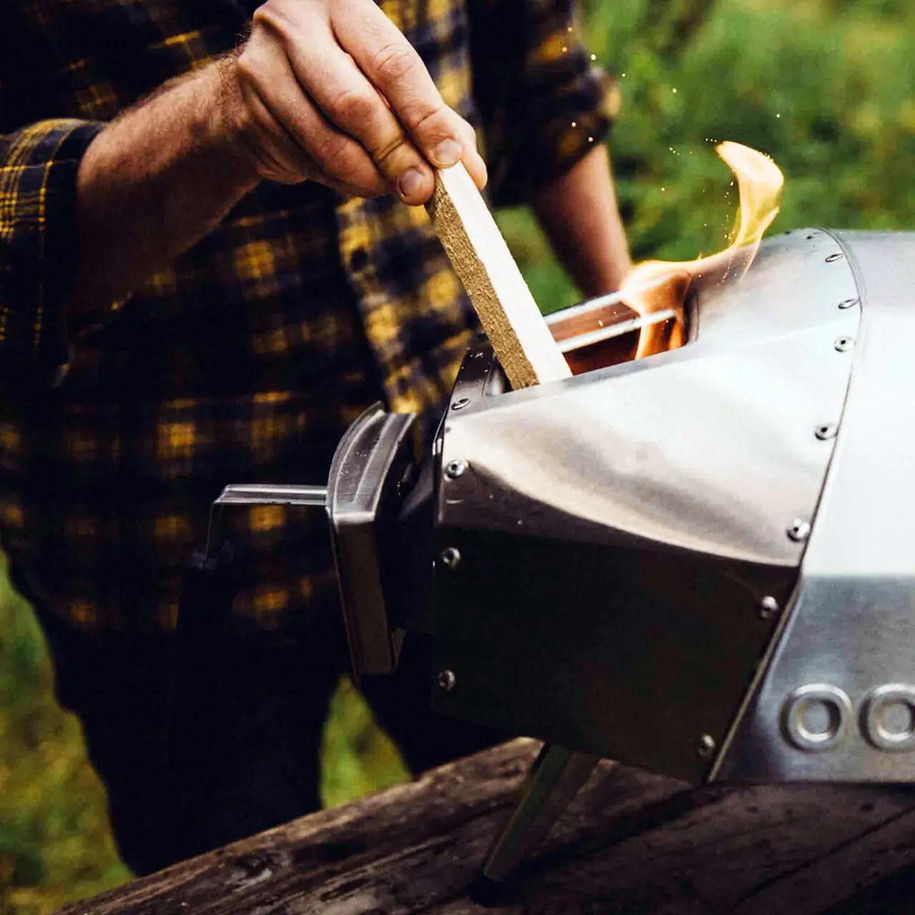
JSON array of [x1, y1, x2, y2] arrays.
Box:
[[2, 0, 914, 910]]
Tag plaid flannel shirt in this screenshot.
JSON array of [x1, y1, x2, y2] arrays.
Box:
[[0, 0, 616, 636]]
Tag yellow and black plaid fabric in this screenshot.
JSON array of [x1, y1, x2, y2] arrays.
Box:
[[0, 0, 614, 635]]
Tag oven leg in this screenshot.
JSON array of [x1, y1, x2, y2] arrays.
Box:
[[483, 744, 600, 881]]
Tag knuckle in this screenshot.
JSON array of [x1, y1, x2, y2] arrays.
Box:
[[405, 101, 448, 136], [252, 2, 293, 34], [235, 49, 259, 86], [251, 5, 283, 35], [313, 131, 350, 164], [328, 87, 377, 125], [371, 41, 418, 83], [371, 132, 407, 164]]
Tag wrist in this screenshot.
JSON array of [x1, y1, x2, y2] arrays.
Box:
[[203, 55, 263, 191], [73, 57, 263, 309]]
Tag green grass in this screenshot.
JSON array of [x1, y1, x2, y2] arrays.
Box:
[[0, 560, 131, 914], [5, 0, 915, 909]]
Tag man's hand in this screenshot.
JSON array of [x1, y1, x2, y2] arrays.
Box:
[[227, 0, 487, 204], [74, 0, 488, 310]]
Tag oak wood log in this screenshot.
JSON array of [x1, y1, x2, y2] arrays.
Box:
[[64, 738, 915, 915], [426, 164, 572, 389]]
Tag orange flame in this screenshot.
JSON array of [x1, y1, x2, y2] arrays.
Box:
[[621, 142, 785, 359]]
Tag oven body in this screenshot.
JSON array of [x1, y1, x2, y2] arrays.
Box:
[[431, 229, 915, 783]]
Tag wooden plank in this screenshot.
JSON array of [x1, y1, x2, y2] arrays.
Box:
[[735, 798, 915, 914], [426, 164, 572, 390], [59, 740, 684, 915], [509, 782, 915, 915], [64, 740, 915, 915]]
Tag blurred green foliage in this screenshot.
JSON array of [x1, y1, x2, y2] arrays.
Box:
[[319, 678, 409, 809], [3, 0, 915, 910], [0, 560, 131, 914], [501, 0, 915, 306]]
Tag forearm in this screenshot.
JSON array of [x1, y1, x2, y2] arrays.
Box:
[[74, 0, 488, 313], [531, 145, 631, 298], [74, 59, 258, 312]]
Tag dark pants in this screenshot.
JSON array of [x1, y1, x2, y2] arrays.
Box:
[[41, 592, 500, 876]]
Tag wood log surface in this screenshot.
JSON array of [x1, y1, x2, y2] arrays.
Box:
[[63, 738, 915, 914], [426, 164, 572, 390]]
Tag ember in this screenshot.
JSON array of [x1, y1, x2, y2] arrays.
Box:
[[622, 141, 785, 359]]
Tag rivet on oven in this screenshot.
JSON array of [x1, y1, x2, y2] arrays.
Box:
[[758, 595, 781, 620], [834, 336, 853, 352], [437, 669, 457, 692], [445, 459, 467, 479], [440, 547, 462, 569], [825, 252, 844, 263], [815, 423, 837, 441], [451, 397, 470, 411], [787, 518, 811, 543], [696, 735, 716, 759], [838, 298, 859, 310]]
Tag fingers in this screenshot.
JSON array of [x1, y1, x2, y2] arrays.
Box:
[[331, 0, 468, 171], [238, 0, 488, 202], [238, 24, 387, 195], [456, 117, 487, 190], [283, 32, 436, 203]]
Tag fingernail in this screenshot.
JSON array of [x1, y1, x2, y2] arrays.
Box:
[[398, 168, 425, 199], [433, 138, 462, 167]]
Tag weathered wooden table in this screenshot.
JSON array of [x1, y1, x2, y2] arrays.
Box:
[[62, 739, 915, 914]]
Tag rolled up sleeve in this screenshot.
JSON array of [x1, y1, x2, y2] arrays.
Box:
[[0, 119, 103, 384], [468, 0, 620, 207]]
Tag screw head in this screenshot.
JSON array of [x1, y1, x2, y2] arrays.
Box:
[[787, 517, 811, 542], [440, 546, 462, 569], [758, 595, 781, 620], [696, 734, 716, 759], [437, 669, 457, 692], [838, 298, 859, 310], [451, 397, 470, 411], [834, 336, 853, 352], [815, 423, 837, 441], [825, 252, 845, 263], [445, 459, 467, 479]]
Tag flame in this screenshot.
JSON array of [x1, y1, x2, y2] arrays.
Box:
[[621, 142, 785, 359]]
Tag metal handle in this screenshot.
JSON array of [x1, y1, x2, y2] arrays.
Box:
[[212, 484, 328, 506], [205, 483, 328, 559]]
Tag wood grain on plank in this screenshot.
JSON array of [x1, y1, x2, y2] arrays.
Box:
[[65, 740, 915, 915], [426, 164, 572, 390]]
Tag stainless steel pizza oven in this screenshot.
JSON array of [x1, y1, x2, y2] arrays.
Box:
[[430, 229, 915, 785], [205, 228, 915, 878]]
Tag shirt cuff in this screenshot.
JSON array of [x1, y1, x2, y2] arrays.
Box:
[[0, 119, 104, 384]]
